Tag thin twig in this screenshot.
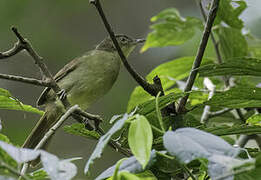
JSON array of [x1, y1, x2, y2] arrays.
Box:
[[236, 109, 245, 123], [20, 105, 79, 176], [0, 73, 52, 87], [208, 108, 231, 118], [177, 0, 220, 113], [0, 161, 31, 180], [11, 27, 67, 103], [89, 0, 163, 97], [156, 92, 165, 132], [37, 105, 79, 150], [234, 135, 250, 148], [0, 42, 24, 59], [201, 78, 216, 124]]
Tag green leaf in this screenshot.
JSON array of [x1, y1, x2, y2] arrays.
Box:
[[63, 123, 100, 140], [135, 171, 157, 180], [248, 38, 261, 59], [127, 56, 211, 111], [141, 8, 202, 52], [128, 115, 153, 169], [215, 0, 247, 29], [205, 125, 261, 136], [204, 87, 261, 108], [246, 114, 261, 126], [29, 169, 48, 180], [112, 158, 128, 180], [0, 88, 43, 115], [136, 93, 183, 116], [199, 57, 261, 77], [217, 27, 248, 60], [117, 172, 140, 180]]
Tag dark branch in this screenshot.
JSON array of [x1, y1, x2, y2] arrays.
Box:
[[89, 0, 162, 97], [11, 27, 72, 108], [177, 0, 220, 113], [0, 73, 52, 87], [0, 42, 24, 59]]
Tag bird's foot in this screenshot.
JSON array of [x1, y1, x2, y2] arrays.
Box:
[[57, 89, 67, 100]]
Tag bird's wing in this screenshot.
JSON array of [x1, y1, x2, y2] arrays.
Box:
[[37, 57, 81, 106]]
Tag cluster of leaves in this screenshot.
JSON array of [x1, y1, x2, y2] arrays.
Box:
[[1, 0, 261, 180]]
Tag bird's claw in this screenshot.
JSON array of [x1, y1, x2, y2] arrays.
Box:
[[57, 89, 67, 100]]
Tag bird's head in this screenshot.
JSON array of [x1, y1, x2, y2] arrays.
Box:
[[96, 34, 145, 57]]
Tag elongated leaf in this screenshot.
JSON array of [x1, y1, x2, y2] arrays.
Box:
[[205, 125, 261, 136], [84, 111, 135, 174], [215, 0, 247, 29], [128, 115, 153, 168], [63, 123, 100, 140], [199, 57, 261, 77], [142, 8, 202, 52], [205, 87, 261, 108], [0, 88, 43, 115], [127, 57, 211, 111]]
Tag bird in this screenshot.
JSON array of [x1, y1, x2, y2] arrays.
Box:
[[22, 34, 145, 166]]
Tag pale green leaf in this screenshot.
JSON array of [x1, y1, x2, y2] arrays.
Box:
[[128, 115, 153, 169], [246, 114, 261, 126], [142, 8, 202, 52], [0, 88, 43, 115]]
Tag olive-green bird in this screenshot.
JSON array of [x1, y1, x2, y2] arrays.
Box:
[[22, 35, 144, 160]]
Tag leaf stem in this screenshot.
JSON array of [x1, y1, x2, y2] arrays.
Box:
[[156, 92, 165, 132]]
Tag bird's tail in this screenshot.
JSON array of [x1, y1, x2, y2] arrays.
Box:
[[22, 104, 63, 166]]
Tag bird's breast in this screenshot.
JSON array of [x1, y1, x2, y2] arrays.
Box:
[[58, 50, 121, 110]]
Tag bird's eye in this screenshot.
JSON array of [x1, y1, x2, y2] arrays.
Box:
[[120, 37, 127, 43]]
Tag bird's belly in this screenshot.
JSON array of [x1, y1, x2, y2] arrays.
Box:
[[59, 55, 120, 110]]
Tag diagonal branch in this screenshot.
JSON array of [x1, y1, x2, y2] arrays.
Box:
[[0, 73, 51, 87], [177, 0, 220, 113], [89, 0, 163, 97]]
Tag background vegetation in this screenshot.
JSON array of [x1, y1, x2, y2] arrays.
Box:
[[1, 0, 261, 179]]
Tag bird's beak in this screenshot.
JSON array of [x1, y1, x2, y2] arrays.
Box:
[[135, 38, 146, 44]]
